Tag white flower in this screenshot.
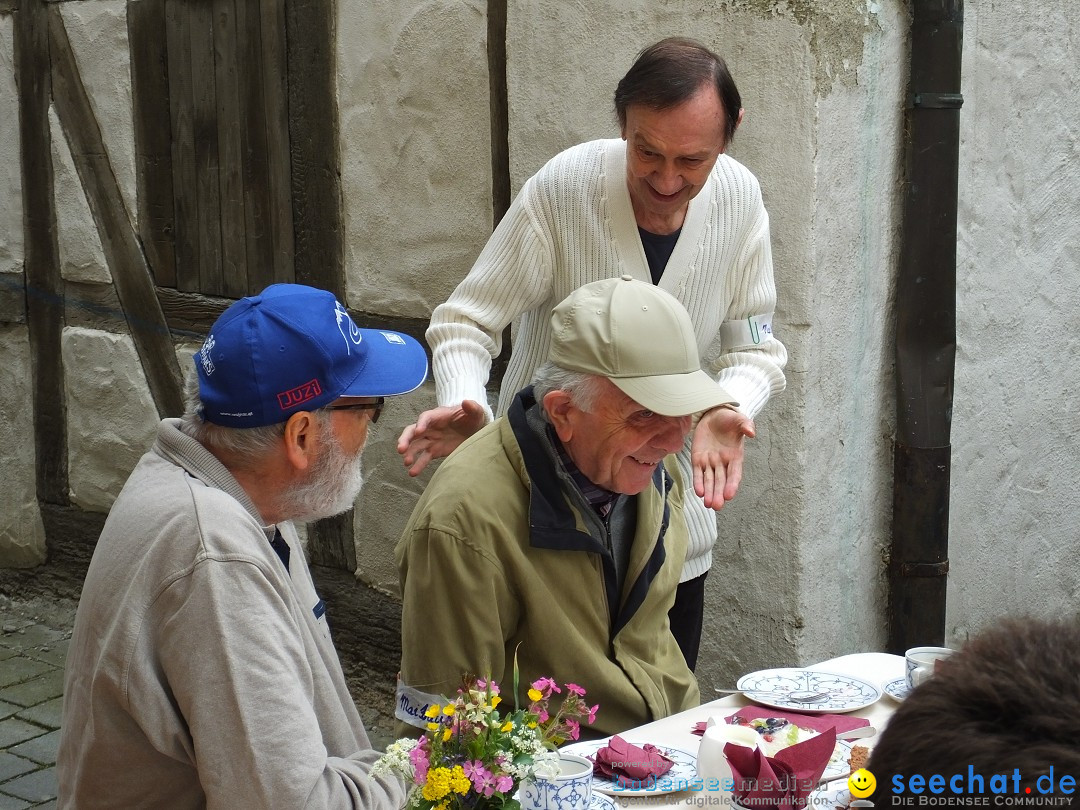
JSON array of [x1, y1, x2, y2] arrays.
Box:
[[530, 750, 562, 779], [372, 738, 419, 780]]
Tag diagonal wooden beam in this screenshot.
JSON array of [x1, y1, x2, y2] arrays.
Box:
[[48, 3, 184, 418], [16, 0, 68, 506]]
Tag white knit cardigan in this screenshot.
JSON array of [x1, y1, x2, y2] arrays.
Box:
[[427, 138, 787, 581]]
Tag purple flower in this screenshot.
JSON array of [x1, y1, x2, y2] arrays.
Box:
[[530, 677, 560, 697], [565, 683, 586, 697], [494, 775, 514, 793], [409, 744, 430, 784], [465, 762, 499, 797], [476, 678, 500, 695]]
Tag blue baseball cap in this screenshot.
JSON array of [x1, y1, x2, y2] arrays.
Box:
[[194, 283, 428, 427]]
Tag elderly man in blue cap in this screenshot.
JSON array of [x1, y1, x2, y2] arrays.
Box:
[[58, 284, 427, 809]]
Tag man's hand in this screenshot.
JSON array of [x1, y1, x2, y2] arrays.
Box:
[[691, 406, 756, 509], [396, 400, 488, 477]]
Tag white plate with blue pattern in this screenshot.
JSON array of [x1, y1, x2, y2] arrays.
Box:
[[736, 668, 882, 713], [882, 676, 911, 702]]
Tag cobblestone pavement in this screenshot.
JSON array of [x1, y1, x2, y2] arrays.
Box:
[[0, 596, 76, 810]]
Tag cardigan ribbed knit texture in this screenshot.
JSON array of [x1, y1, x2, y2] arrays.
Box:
[[428, 138, 787, 581]]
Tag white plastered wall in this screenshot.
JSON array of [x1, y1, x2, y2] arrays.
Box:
[[338, 0, 492, 319], [796, 2, 907, 661], [338, 1, 493, 591], [946, 2, 1080, 639]]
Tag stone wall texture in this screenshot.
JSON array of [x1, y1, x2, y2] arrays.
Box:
[[62, 327, 159, 513], [1, 1, 1079, 694]]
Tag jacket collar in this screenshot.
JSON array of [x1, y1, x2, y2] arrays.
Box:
[[154, 418, 273, 541], [506, 387, 673, 634]]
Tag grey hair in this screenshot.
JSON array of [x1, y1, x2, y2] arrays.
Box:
[[530, 363, 606, 421], [179, 366, 330, 468]]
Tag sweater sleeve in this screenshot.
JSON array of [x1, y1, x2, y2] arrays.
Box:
[[156, 558, 407, 810], [703, 173, 788, 419], [426, 180, 556, 420]]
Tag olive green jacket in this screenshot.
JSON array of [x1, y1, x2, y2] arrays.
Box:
[[395, 388, 699, 738]]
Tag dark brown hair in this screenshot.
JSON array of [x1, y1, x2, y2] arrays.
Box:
[[868, 616, 1080, 797], [614, 37, 741, 145]]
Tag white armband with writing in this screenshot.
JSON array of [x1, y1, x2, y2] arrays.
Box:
[[718, 313, 775, 350], [395, 676, 446, 730]]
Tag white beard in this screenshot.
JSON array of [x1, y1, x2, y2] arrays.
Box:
[[281, 421, 366, 523]]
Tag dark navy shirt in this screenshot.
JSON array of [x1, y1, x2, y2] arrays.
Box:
[[638, 227, 682, 284]]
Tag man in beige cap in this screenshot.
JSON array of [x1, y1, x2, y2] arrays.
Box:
[[399, 38, 787, 672], [395, 276, 736, 737]]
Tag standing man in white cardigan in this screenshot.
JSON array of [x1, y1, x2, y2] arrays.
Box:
[[397, 37, 787, 670]]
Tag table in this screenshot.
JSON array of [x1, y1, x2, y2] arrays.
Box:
[[582, 653, 904, 810]]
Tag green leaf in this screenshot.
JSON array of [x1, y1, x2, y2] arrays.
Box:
[[512, 643, 523, 710]]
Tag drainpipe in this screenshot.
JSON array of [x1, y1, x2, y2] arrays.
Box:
[[888, 0, 964, 653]]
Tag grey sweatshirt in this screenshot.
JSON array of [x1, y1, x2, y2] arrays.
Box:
[[57, 419, 406, 810]]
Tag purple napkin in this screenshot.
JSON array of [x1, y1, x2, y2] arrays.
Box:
[[591, 735, 674, 788], [725, 729, 837, 810]]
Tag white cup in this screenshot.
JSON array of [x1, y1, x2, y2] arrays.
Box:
[[905, 646, 955, 690], [519, 753, 593, 810], [697, 722, 760, 793]]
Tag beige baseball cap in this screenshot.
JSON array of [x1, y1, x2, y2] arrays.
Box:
[[548, 275, 738, 416]]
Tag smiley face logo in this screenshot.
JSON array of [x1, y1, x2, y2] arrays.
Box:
[[848, 768, 877, 798]]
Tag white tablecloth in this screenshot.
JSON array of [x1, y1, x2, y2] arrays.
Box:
[[581, 653, 904, 809]]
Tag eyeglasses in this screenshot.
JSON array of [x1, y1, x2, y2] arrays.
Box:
[[325, 397, 384, 424]]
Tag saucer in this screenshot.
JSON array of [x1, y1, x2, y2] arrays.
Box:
[[560, 738, 698, 797], [883, 677, 910, 701]]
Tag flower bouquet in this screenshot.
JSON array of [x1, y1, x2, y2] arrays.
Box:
[[374, 675, 599, 810]]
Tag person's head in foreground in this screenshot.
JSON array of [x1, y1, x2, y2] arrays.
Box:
[[868, 616, 1080, 799], [58, 283, 426, 809], [615, 36, 743, 232], [534, 274, 737, 494], [184, 282, 428, 521], [395, 275, 734, 737]]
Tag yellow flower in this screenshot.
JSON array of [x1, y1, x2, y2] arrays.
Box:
[[527, 720, 538, 729], [501, 720, 514, 732], [443, 704, 456, 717], [450, 765, 471, 795], [527, 688, 543, 702], [427, 722, 439, 732], [442, 727, 452, 742], [491, 695, 502, 708], [425, 704, 441, 719], [422, 767, 453, 801]]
